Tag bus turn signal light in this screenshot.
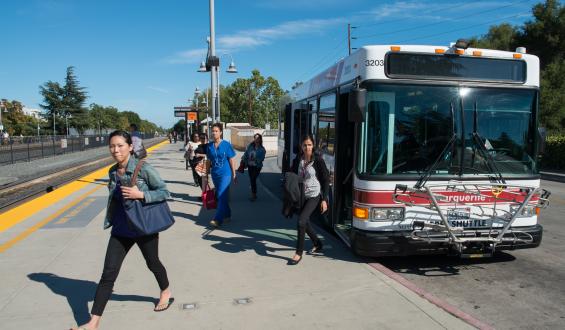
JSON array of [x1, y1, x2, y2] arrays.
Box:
[[455, 49, 465, 55], [390, 46, 401, 52], [473, 51, 482, 56], [435, 49, 445, 54], [513, 53, 523, 59], [353, 207, 369, 220]]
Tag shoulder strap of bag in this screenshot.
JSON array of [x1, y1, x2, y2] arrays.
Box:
[[130, 159, 145, 187]]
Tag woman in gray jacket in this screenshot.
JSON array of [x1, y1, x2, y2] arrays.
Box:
[[72, 130, 173, 330]]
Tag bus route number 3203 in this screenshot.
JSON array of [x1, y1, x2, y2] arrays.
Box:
[[365, 59, 384, 66]]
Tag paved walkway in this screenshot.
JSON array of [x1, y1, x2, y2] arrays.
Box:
[[0, 142, 474, 330]]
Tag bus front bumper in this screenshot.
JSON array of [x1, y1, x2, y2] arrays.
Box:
[[351, 225, 543, 257]]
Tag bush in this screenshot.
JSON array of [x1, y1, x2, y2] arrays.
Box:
[[541, 134, 565, 170]]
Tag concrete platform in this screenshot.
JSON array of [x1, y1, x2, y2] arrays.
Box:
[[0, 141, 475, 330]]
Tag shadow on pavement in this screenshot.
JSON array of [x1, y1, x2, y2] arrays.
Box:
[[376, 252, 517, 277], [27, 273, 156, 325], [170, 164, 361, 264]]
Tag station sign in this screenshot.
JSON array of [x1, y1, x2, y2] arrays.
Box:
[[174, 111, 185, 117], [186, 112, 198, 121]]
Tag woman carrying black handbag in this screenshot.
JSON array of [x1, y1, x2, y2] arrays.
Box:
[[71, 130, 173, 330], [288, 134, 329, 265]]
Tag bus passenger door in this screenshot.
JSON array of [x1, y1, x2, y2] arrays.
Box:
[[334, 91, 356, 241], [279, 104, 292, 172]]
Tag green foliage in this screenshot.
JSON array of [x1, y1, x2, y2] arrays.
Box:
[[62, 66, 89, 133], [39, 66, 88, 134], [37, 67, 162, 136], [540, 58, 565, 131], [541, 134, 565, 169], [88, 103, 163, 135], [470, 23, 518, 51], [470, 0, 565, 133], [0, 100, 40, 136], [516, 0, 565, 70], [219, 69, 285, 128]]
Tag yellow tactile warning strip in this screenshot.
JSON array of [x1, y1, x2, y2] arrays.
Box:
[[0, 140, 168, 253]]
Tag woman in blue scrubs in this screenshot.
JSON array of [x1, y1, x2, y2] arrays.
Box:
[[207, 123, 237, 227]]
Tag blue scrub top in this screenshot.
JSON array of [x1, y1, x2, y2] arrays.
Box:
[[207, 140, 236, 177]]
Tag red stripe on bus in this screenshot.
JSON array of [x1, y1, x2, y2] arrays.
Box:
[[354, 189, 537, 205]]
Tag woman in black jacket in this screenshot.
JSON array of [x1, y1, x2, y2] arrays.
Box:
[[289, 134, 329, 265]]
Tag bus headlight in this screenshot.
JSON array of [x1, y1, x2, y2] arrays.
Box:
[[370, 208, 404, 221], [510, 205, 536, 217]]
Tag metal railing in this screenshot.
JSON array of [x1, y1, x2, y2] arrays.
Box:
[[0, 134, 156, 165]]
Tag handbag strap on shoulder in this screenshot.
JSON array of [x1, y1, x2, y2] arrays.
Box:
[[130, 159, 145, 187]]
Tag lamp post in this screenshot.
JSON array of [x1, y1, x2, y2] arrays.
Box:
[[52, 111, 57, 138], [65, 113, 71, 137], [198, 51, 238, 124]]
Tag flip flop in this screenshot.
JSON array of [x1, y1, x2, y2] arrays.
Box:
[[154, 297, 175, 312]]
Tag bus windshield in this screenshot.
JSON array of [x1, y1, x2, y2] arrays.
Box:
[[357, 83, 538, 178]]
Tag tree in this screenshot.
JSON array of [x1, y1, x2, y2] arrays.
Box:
[[39, 66, 89, 134], [221, 69, 285, 128], [470, 23, 518, 51], [39, 81, 64, 134], [1, 100, 38, 136], [540, 58, 565, 131], [516, 0, 564, 70], [469, 0, 565, 132], [62, 66, 89, 133]]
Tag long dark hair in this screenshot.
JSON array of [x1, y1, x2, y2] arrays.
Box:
[[299, 134, 317, 159], [109, 130, 134, 154], [251, 133, 263, 148]]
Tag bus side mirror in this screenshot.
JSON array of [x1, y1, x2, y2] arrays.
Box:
[[538, 127, 546, 155], [348, 87, 366, 122]]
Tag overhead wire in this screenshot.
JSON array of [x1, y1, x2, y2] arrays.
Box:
[[397, 11, 532, 43], [355, 0, 534, 40]]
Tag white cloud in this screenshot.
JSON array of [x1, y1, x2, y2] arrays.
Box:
[[218, 18, 345, 51], [165, 48, 208, 64], [147, 86, 169, 94], [166, 17, 344, 65]]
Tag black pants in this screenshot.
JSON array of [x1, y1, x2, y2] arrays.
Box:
[[296, 195, 322, 256], [248, 166, 261, 194], [190, 163, 202, 187], [91, 234, 169, 316]]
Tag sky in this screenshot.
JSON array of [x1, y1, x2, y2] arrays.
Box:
[[0, 0, 540, 128]]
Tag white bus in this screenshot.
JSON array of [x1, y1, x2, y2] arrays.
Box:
[[278, 41, 550, 257]]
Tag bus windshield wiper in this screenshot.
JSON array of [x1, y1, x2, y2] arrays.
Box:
[[470, 100, 506, 184], [414, 102, 457, 189]]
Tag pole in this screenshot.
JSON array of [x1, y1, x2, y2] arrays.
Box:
[[217, 68, 221, 123], [348, 23, 351, 55], [209, 0, 217, 124], [53, 112, 56, 137], [65, 115, 69, 137]]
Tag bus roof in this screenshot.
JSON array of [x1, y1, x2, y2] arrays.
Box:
[[290, 44, 540, 101]]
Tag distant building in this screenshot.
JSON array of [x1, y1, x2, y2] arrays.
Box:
[[23, 107, 42, 119]]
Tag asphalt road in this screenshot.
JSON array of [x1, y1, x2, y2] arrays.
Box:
[[258, 158, 565, 330]]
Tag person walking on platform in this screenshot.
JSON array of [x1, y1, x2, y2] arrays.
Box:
[[185, 133, 201, 186], [129, 123, 147, 159], [288, 134, 329, 265], [72, 130, 173, 330], [193, 133, 208, 189], [240, 133, 266, 201], [206, 123, 237, 227]]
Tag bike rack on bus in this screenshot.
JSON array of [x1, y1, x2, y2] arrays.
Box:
[[392, 182, 551, 256]]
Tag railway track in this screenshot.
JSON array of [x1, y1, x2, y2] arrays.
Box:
[[0, 156, 114, 210]]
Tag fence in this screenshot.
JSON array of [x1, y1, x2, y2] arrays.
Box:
[[0, 134, 156, 166]]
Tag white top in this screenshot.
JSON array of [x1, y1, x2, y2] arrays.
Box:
[[300, 159, 321, 199]]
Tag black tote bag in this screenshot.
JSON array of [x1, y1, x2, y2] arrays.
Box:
[[123, 160, 175, 235]]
